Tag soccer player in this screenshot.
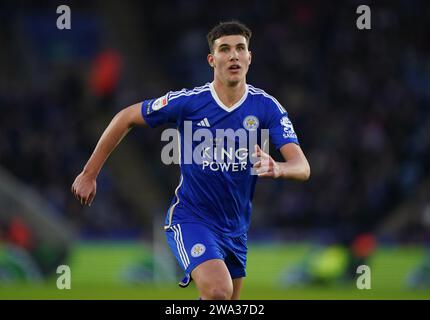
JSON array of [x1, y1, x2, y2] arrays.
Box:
[[71, 21, 310, 300]]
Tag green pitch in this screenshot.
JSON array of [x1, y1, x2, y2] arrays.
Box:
[[1, 242, 429, 299]]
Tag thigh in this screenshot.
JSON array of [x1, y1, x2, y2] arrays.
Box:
[[191, 258, 233, 300]]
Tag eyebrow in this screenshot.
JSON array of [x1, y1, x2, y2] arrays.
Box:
[[218, 43, 246, 49]]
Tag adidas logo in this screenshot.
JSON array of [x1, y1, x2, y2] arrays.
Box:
[[196, 118, 211, 127]]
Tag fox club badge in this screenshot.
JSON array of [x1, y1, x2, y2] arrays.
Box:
[[191, 243, 206, 257], [243, 115, 259, 131]]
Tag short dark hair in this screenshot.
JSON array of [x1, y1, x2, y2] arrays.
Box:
[[207, 21, 252, 53]]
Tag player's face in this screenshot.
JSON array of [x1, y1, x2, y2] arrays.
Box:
[[208, 35, 251, 85]]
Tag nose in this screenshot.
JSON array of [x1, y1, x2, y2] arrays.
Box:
[[229, 49, 239, 61]]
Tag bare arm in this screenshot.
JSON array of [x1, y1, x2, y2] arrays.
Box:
[[71, 103, 146, 205], [253, 143, 310, 181]]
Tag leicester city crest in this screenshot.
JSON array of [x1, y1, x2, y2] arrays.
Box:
[[243, 115, 259, 131], [191, 243, 206, 258]]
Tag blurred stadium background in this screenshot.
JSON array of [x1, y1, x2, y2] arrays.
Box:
[[1, 0, 430, 299]]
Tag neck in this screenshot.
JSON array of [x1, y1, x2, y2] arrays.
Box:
[[212, 77, 247, 108]]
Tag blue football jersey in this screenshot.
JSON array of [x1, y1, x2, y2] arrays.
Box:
[[141, 82, 299, 237]]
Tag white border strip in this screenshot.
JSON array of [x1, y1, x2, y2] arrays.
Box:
[[172, 225, 188, 268], [248, 86, 286, 114]]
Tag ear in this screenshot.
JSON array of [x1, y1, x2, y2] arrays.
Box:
[[248, 51, 252, 65], [207, 53, 215, 68]]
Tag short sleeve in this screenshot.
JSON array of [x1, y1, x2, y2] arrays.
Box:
[[264, 98, 300, 149], [141, 91, 186, 128]]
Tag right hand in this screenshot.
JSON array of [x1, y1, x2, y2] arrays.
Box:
[[71, 171, 97, 206]]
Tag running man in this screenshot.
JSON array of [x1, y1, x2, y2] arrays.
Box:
[[72, 21, 310, 300]]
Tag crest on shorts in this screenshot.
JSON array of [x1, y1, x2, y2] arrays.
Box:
[[191, 243, 206, 257], [243, 115, 259, 131]]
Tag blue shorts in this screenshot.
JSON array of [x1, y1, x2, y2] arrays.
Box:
[[166, 222, 247, 284]]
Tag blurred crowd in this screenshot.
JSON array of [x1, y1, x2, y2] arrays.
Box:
[[1, 0, 430, 244]]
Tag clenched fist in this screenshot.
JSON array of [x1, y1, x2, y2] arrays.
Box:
[[71, 172, 97, 206]]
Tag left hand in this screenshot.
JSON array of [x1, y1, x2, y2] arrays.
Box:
[[252, 144, 282, 178]]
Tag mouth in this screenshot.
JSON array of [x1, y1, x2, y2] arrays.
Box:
[[228, 64, 241, 72]]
